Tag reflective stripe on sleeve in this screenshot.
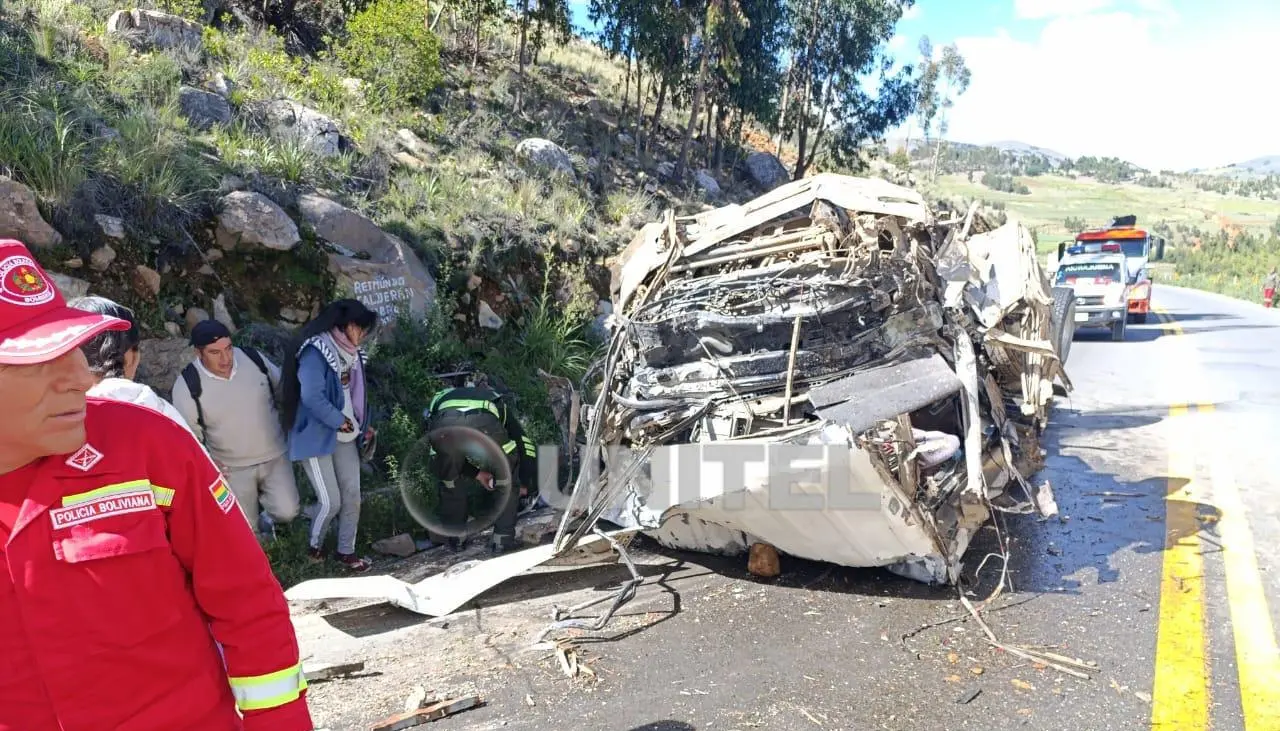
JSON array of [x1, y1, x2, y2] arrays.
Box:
[[502, 440, 517, 454], [150, 485, 176, 507], [228, 663, 308, 712], [521, 436, 536, 458]]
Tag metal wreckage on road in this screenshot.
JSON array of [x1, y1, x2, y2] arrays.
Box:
[[553, 172, 1073, 585], [285, 173, 1074, 618]]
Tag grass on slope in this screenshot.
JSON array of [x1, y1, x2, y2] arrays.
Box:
[[926, 173, 1280, 249]]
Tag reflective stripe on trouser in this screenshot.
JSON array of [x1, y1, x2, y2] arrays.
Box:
[[228, 663, 307, 711]]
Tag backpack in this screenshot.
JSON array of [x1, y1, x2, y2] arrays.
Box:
[[181, 346, 277, 435]]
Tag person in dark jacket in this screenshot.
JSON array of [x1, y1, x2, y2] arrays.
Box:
[[279, 299, 378, 571], [423, 383, 537, 554]]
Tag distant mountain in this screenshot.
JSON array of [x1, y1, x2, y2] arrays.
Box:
[[1227, 156, 1280, 173], [1188, 155, 1280, 178], [985, 140, 1068, 163]]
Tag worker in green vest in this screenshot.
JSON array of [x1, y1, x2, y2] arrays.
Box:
[[423, 383, 537, 554]]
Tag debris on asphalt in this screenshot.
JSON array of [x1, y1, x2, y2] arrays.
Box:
[[369, 696, 482, 731], [557, 173, 1072, 586], [303, 661, 366, 682], [956, 688, 982, 704], [747, 542, 781, 577], [403, 686, 429, 713]]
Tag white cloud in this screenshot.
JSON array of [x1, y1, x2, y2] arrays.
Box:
[[1014, 0, 1114, 20], [889, 34, 908, 51], [936, 9, 1277, 170], [902, 4, 922, 21]]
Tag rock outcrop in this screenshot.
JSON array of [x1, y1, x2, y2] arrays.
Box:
[[515, 138, 575, 178], [265, 101, 345, 158], [0, 176, 62, 248], [215, 192, 301, 252], [178, 86, 233, 131], [105, 9, 203, 52], [745, 151, 790, 191]]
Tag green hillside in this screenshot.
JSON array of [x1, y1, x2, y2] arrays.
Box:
[[925, 172, 1280, 249]]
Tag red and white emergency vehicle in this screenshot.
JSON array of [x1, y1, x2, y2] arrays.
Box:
[[1054, 215, 1166, 325]]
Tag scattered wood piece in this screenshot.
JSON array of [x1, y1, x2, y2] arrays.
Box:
[[1012, 679, 1035, 691], [956, 688, 982, 704], [524, 694, 536, 707], [304, 661, 365, 682], [370, 696, 482, 731]]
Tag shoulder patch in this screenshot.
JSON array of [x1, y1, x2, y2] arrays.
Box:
[[208, 475, 237, 514]]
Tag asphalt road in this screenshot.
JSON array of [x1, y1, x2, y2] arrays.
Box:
[[295, 284, 1280, 731]]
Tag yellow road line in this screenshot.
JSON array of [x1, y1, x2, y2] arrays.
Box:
[[1203, 415, 1280, 728], [1150, 308, 1210, 730]]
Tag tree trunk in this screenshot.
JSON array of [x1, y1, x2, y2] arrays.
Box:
[[634, 65, 645, 156], [804, 77, 834, 178], [677, 22, 712, 181], [516, 0, 530, 112], [649, 73, 670, 151], [774, 58, 793, 156]]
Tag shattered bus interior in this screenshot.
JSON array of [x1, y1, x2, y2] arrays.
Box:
[[552, 173, 1072, 586]]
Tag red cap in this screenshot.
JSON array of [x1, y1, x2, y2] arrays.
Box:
[[0, 239, 130, 365]]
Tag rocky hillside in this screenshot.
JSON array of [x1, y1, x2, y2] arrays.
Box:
[[0, 1, 798, 576]]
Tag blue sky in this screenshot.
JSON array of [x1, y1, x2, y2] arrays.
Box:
[[567, 1, 1279, 170]]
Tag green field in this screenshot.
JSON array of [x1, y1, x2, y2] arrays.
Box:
[[924, 173, 1280, 249]]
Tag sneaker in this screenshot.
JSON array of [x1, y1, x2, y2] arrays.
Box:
[[334, 552, 372, 572], [307, 546, 325, 563]]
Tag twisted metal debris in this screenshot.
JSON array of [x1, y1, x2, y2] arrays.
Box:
[[554, 173, 1070, 585]]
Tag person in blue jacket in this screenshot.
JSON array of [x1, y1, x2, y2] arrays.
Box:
[[278, 299, 378, 571]]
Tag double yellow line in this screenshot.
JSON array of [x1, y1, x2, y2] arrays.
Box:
[[1150, 308, 1280, 730]]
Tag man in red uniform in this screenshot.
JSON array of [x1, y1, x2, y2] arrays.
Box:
[[0, 238, 313, 731]]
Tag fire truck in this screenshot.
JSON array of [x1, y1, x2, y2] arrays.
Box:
[[1054, 215, 1166, 325]]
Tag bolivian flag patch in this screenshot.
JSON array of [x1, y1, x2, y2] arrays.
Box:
[[209, 477, 237, 514]]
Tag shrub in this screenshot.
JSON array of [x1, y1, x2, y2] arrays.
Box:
[[337, 0, 442, 111]]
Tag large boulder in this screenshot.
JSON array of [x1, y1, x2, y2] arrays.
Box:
[[105, 9, 203, 52], [297, 194, 388, 259], [327, 236, 438, 337], [303, 194, 437, 335], [515, 138, 575, 178], [745, 151, 790, 191], [265, 100, 344, 158], [178, 86, 232, 131], [0, 176, 62, 248], [215, 191, 301, 252], [48, 272, 90, 300], [696, 169, 722, 199], [136, 337, 193, 400]]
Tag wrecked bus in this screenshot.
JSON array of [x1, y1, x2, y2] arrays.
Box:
[[554, 174, 1073, 585]]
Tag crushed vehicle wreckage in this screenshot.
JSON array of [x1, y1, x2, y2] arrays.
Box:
[[553, 172, 1073, 585], [285, 173, 1075, 618]]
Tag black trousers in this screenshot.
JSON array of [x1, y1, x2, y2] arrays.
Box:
[[426, 409, 529, 539]]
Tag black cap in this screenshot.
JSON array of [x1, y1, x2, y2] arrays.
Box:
[[190, 319, 232, 348]]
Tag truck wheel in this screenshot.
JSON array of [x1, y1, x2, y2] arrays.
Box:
[[1049, 286, 1076, 364], [1110, 317, 1126, 342]]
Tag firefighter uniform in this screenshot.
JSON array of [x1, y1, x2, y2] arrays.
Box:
[[0, 398, 312, 731], [423, 386, 537, 551]]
